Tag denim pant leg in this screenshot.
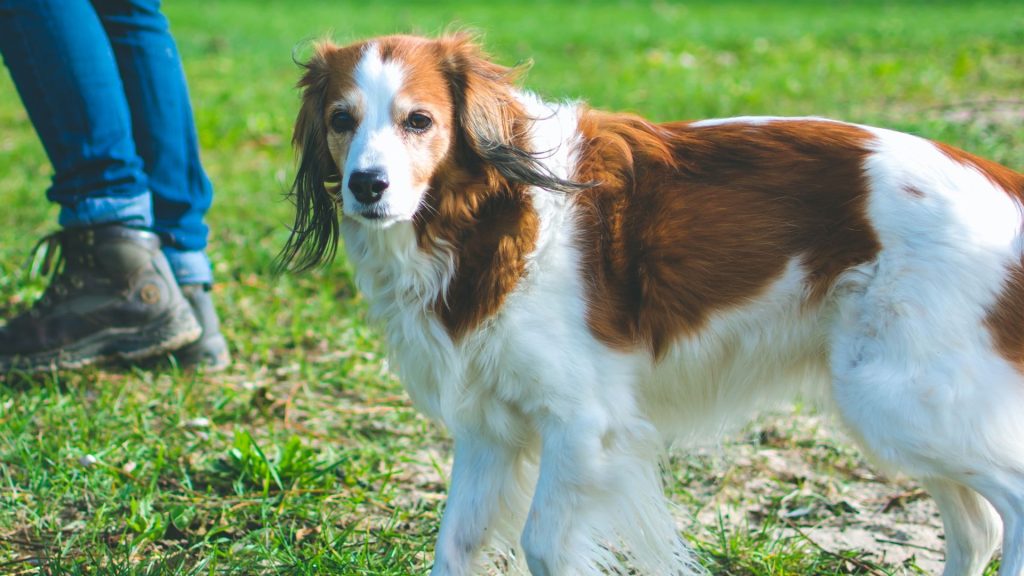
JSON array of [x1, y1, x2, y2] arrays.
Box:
[[0, 0, 153, 228], [94, 0, 214, 285]]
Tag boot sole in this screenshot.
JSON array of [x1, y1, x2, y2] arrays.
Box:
[[0, 303, 202, 373]]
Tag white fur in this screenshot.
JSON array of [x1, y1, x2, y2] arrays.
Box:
[[337, 81, 1024, 575], [688, 115, 835, 128]]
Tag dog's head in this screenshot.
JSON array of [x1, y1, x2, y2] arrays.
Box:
[[280, 33, 583, 270]]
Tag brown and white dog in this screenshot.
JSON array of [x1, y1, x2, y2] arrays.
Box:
[[283, 33, 1024, 576]]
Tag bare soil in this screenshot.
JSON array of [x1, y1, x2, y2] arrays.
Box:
[[684, 412, 945, 573]]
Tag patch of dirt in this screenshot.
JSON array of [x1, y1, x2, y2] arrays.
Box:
[[682, 412, 945, 573]]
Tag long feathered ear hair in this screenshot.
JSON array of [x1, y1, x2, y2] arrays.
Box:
[[437, 33, 590, 193], [278, 42, 342, 272]]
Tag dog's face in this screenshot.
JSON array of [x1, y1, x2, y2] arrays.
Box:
[[281, 34, 579, 271], [317, 40, 455, 228]]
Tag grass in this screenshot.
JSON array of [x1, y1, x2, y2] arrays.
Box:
[[0, 0, 1022, 573]]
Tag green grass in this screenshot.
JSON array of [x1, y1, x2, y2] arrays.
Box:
[[1, 0, 1022, 573]]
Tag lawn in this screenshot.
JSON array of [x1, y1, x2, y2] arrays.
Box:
[[1, 1, 1022, 574]]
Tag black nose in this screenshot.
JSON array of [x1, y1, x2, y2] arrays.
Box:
[[348, 169, 389, 205]]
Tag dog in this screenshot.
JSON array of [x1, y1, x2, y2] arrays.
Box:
[[282, 33, 1024, 576]]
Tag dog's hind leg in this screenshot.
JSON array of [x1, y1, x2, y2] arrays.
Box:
[[921, 478, 1002, 576], [998, 497, 1024, 576], [823, 233, 1024, 575], [962, 470, 1024, 576], [829, 347, 1024, 576], [829, 329, 1024, 576]]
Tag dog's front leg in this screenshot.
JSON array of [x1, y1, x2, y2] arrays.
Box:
[[519, 415, 605, 576], [430, 433, 518, 576]]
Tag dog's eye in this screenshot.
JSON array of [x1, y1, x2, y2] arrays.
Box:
[[329, 110, 356, 133], [405, 112, 433, 133]]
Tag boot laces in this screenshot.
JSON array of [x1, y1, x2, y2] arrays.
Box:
[[24, 231, 79, 315]]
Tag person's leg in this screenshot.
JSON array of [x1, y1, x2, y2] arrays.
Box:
[[0, 0, 201, 371], [92, 0, 213, 281], [0, 0, 152, 226], [93, 0, 229, 369]]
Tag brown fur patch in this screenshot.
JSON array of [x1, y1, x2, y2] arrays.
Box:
[[407, 35, 541, 340], [418, 171, 540, 340], [574, 116, 882, 358], [988, 261, 1024, 370]]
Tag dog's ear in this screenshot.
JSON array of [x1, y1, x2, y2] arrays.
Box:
[[279, 42, 342, 272], [437, 34, 523, 165], [437, 33, 589, 193]]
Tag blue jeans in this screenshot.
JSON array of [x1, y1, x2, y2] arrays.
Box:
[[0, 0, 213, 284]]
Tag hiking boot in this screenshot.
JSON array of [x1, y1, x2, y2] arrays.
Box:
[[0, 224, 202, 372], [172, 284, 230, 371]]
